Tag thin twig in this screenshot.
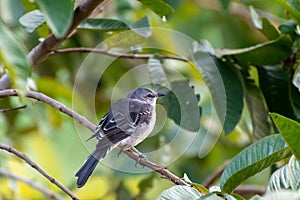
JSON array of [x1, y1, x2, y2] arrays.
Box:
[[50, 47, 190, 62], [0, 105, 27, 112], [0, 144, 79, 200], [0, 89, 95, 132], [203, 160, 230, 188], [0, 169, 64, 200], [0, 89, 191, 188]]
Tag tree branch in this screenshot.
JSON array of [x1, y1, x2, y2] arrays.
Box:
[[0, 169, 64, 200], [0, 144, 79, 200], [0, 89, 190, 188], [28, 0, 107, 67], [50, 48, 189, 62], [0, 89, 95, 132]]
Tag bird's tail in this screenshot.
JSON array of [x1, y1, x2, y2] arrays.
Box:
[[75, 146, 111, 188]]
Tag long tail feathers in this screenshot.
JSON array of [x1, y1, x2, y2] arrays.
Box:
[[75, 146, 111, 188]]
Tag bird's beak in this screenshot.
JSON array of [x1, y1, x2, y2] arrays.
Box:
[[157, 93, 165, 97]]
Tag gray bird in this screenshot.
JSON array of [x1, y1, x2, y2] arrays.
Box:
[[75, 87, 164, 188]]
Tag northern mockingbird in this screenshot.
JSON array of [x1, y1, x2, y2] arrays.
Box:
[[75, 87, 164, 188]]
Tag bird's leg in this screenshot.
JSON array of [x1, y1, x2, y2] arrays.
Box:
[[129, 147, 148, 167]]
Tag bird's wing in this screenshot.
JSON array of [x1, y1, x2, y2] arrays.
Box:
[[93, 98, 153, 149]]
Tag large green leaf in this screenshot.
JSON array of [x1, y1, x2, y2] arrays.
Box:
[[147, 57, 169, 87], [19, 10, 46, 33], [267, 155, 300, 192], [244, 77, 272, 139], [0, 19, 30, 92], [78, 18, 129, 32], [215, 35, 292, 66], [220, 134, 291, 193], [156, 185, 202, 200], [270, 113, 300, 160], [159, 81, 201, 132], [258, 66, 297, 120], [35, 0, 73, 38], [105, 17, 151, 48], [192, 43, 244, 134], [138, 0, 174, 17]]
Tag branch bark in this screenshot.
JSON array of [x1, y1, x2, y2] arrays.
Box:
[[0, 89, 95, 132], [0, 89, 190, 188], [0, 144, 79, 200]]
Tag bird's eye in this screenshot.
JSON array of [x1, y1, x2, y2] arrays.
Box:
[[146, 93, 154, 98]]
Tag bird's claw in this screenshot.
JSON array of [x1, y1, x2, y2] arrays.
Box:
[[135, 153, 147, 167]]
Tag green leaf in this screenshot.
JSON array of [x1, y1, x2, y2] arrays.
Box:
[[19, 10, 46, 33], [220, 134, 291, 193], [249, 6, 280, 40], [159, 81, 201, 132], [130, 16, 151, 37], [258, 66, 297, 120], [293, 66, 300, 92], [78, 18, 130, 32], [35, 0, 73, 38], [219, 0, 231, 10], [138, 0, 174, 17], [267, 155, 300, 192], [244, 77, 272, 139], [270, 113, 300, 160], [0, 19, 30, 92], [147, 56, 169, 87], [215, 35, 293, 66], [105, 17, 151, 48], [200, 193, 224, 200], [192, 43, 244, 134], [288, 0, 300, 10], [263, 190, 300, 200], [274, 0, 300, 23], [0, 0, 25, 26], [156, 185, 202, 200]]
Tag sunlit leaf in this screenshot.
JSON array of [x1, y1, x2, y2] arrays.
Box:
[[215, 35, 292, 66], [137, 0, 174, 17], [193, 42, 244, 134], [78, 18, 129, 32], [270, 113, 300, 160], [244, 77, 272, 139], [159, 81, 201, 132], [19, 10, 46, 33], [156, 185, 202, 200], [0, 19, 30, 94], [267, 155, 300, 192], [220, 134, 291, 193], [35, 0, 73, 38]]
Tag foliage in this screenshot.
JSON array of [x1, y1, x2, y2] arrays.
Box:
[[1, 0, 300, 199]]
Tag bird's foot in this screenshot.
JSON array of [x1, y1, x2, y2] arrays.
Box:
[[135, 152, 147, 167]]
